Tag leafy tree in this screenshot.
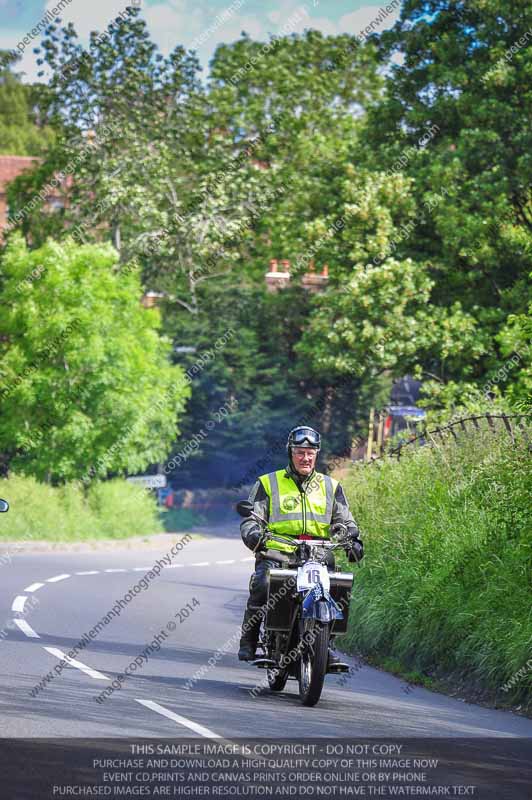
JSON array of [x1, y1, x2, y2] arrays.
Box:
[[0, 51, 55, 156], [208, 30, 382, 139], [0, 235, 189, 483], [8, 11, 278, 317], [498, 293, 532, 411], [363, 0, 532, 409], [162, 278, 317, 487], [206, 32, 384, 284]]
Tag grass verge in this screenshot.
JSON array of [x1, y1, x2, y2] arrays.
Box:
[[336, 425, 532, 715]]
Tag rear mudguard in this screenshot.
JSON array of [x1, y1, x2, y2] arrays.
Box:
[[302, 584, 344, 624]]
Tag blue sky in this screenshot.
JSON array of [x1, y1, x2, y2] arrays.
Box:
[[1, 0, 402, 82]]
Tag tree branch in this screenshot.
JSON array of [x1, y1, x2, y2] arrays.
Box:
[[195, 269, 232, 285]]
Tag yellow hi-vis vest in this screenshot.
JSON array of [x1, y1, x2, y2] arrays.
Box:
[[258, 468, 338, 554]]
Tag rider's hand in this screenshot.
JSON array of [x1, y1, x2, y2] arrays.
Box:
[[346, 534, 364, 563], [330, 522, 348, 537], [245, 527, 267, 552]]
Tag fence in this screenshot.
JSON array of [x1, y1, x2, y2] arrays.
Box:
[[371, 412, 532, 462]]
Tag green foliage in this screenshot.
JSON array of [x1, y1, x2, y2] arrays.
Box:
[[11, 12, 279, 317], [498, 295, 532, 411], [207, 31, 382, 170], [166, 281, 327, 485], [159, 507, 205, 532], [3, 4, 531, 481], [0, 51, 55, 155], [340, 427, 532, 711], [365, 0, 532, 408], [0, 236, 190, 483], [0, 475, 160, 540]]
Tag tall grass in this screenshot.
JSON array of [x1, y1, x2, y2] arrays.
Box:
[[0, 475, 160, 541], [339, 426, 532, 711]]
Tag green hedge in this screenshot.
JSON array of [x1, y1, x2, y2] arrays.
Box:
[[339, 426, 532, 712], [0, 475, 160, 541]]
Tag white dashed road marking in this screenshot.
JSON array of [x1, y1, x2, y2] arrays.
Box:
[[136, 699, 222, 738], [14, 619, 40, 638], [11, 554, 250, 686], [24, 582, 45, 592], [12, 595, 27, 613], [44, 647, 110, 681]]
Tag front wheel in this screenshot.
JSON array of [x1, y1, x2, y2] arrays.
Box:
[[298, 621, 329, 707]]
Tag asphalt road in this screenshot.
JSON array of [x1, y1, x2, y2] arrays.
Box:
[[1, 530, 531, 740]]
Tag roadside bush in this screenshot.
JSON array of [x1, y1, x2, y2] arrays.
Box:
[[0, 475, 160, 540], [339, 425, 532, 711], [86, 479, 159, 538]]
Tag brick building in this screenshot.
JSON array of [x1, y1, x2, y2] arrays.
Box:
[[0, 155, 39, 240]]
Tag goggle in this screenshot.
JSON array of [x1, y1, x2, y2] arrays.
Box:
[[291, 428, 320, 448]]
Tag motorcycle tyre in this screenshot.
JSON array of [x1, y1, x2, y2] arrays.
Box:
[[298, 621, 329, 707]]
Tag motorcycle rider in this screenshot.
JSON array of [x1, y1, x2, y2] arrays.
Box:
[[238, 426, 364, 669]]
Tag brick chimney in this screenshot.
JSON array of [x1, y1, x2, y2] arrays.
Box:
[[141, 291, 166, 308], [265, 258, 291, 292], [301, 263, 329, 293]]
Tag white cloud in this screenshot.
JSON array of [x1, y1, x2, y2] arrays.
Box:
[[340, 4, 401, 39], [143, 0, 265, 66], [0, 30, 42, 83], [263, 2, 400, 42], [144, 1, 201, 54], [44, 0, 136, 42], [267, 10, 281, 24], [292, 14, 337, 36], [5, 0, 403, 83]]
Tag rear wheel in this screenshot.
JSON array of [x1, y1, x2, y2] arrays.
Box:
[[266, 633, 289, 691], [298, 620, 329, 707]]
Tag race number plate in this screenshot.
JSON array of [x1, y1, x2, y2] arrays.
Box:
[[297, 561, 330, 593]]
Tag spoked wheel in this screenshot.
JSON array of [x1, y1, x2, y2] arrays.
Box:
[[298, 620, 329, 707], [266, 633, 289, 691], [267, 666, 289, 691]]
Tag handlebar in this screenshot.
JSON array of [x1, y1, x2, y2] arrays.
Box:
[[264, 531, 352, 550]]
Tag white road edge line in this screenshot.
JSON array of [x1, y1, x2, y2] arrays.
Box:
[[165, 564, 183, 569], [216, 559, 235, 564], [47, 574, 70, 583], [14, 619, 40, 638], [190, 562, 210, 567], [76, 571, 100, 575], [132, 567, 152, 572], [24, 582, 45, 592], [44, 647, 110, 681], [104, 568, 127, 573], [240, 557, 254, 562], [136, 699, 221, 738], [12, 595, 27, 613]]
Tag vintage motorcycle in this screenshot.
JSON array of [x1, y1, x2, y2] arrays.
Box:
[[237, 500, 354, 707]]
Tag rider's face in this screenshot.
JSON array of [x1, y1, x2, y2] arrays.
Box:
[[291, 446, 317, 475]]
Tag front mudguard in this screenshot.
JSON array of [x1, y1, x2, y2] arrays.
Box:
[[302, 584, 344, 624]]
